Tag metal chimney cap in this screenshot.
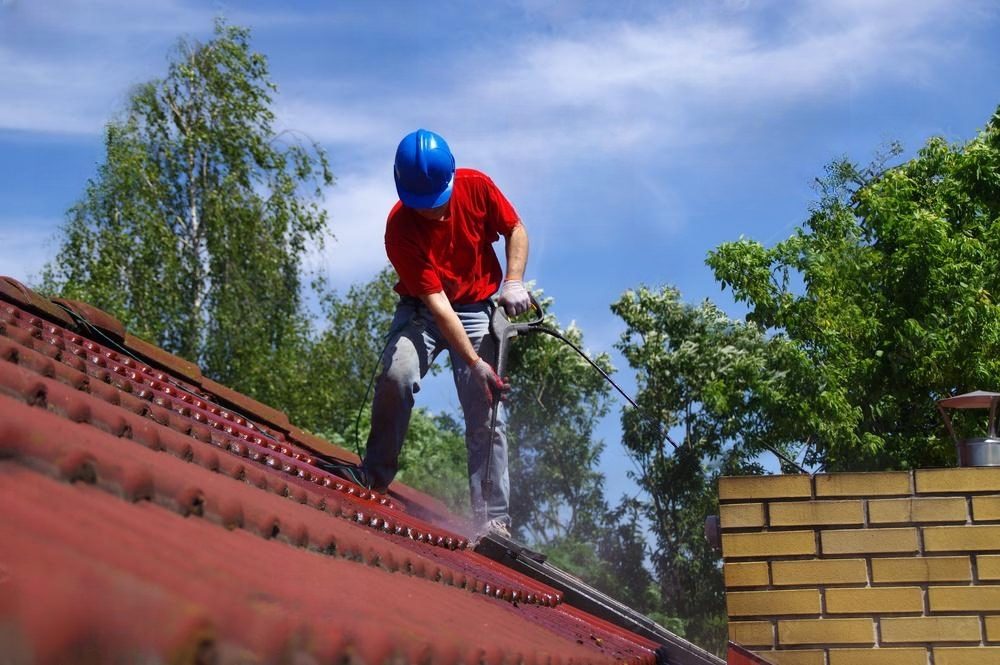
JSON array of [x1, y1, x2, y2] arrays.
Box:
[[938, 390, 1000, 409]]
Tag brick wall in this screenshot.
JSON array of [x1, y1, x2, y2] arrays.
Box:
[[719, 468, 1000, 665]]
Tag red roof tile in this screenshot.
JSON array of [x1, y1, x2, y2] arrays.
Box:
[[0, 281, 672, 664]]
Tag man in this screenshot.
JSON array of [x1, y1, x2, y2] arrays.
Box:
[[356, 128, 530, 538]]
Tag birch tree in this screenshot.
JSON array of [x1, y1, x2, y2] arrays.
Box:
[[43, 19, 332, 405]]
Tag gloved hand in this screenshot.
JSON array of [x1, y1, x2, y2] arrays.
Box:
[[499, 279, 531, 316], [471, 358, 510, 404]]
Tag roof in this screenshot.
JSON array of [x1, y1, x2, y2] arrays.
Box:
[[0, 275, 707, 665]]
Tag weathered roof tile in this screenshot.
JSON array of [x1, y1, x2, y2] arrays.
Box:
[[0, 278, 671, 665]]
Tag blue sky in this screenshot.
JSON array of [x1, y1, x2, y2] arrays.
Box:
[[2, 0, 999, 501]]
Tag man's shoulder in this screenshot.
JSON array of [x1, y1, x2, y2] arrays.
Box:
[[385, 201, 414, 243], [386, 200, 409, 226], [387, 200, 405, 219], [455, 168, 508, 206], [455, 168, 497, 189]]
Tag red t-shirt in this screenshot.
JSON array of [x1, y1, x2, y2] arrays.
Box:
[[385, 168, 521, 304]]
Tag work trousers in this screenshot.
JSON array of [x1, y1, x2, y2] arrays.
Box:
[[362, 297, 510, 528]]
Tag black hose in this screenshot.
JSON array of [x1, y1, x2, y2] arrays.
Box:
[[530, 326, 809, 474]]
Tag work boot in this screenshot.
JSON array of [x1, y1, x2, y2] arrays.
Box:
[[324, 462, 372, 490], [486, 518, 512, 539]]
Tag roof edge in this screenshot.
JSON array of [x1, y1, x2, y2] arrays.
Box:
[[52, 297, 126, 343], [0, 276, 76, 328]]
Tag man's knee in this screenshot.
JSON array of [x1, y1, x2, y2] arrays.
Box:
[[378, 337, 423, 399]]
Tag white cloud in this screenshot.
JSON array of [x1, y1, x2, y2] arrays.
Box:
[[3, 0, 979, 150], [1, 0, 989, 282], [0, 0, 213, 135], [274, 0, 986, 293], [456, 0, 970, 160], [0, 218, 62, 285], [305, 168, 396, 291], [0, 45, 126, 135], [256, 0, 988, 184], [275, 99, 398, 150], [11, 0, 209, 39]]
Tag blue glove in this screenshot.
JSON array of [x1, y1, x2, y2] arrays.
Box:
[[499, 279, 531, 316]]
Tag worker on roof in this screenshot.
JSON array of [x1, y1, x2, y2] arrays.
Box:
[[353, 128, 530, 538]]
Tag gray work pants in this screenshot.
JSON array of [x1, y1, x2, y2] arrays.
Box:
[[362, 297, 510, 528]]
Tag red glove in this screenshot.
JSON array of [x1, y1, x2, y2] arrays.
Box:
[[471, 358, 510, 404], [499, 279, 531, 316]]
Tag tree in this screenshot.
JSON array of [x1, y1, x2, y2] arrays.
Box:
[[293, 267, 399, 440], [611, 286, 809, 652], [504, 295, 666, 621], [42, 19, 332, 409], [505, 295, 613, 546], [394, 411, 469, 512], [707, 105, 1000, 470]]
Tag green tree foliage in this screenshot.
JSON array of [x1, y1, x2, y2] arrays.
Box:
[[612, 286, 808, 652], [42, 19, 332, 408], [707, 106, 1000, 470], [502, 295, 667, 620], [394, 411, 469, 512], [500, 297, 654, 606], [505, 295, 613, 545], [294, 268, 399, 438]]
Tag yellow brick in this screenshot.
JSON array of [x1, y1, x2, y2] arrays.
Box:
[[720, 475, 813, 501], [880, 616, 981, 644], [979, 555, 1000, 580], [869, 497, 968, 524], [770, 500, 865, 527], [728, 589, 821, 617], [815, 472, 912, 497], [722, 531, 817, 559], [827, 648, 927, 665], [756, 651, 825, 665], [928, 585, 1000, 612], [729, 621, 774, 647], [821, 528, 919, 555], [721, 502, 766, 529], [725, 562, 770, 588], [986, 615, 1000, 641], [825, 587, 924, 614], [915, 467, 1000, 494], [972, 495, 1000, 521], [934, 647, 1000, 665], [870, 556, 971, 583], [924, 525, 1000, 552], [778, 618, 875, 645], [771, 559, 868, 586]]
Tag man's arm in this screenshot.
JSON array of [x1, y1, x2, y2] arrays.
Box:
[[419, 290, 480, 366], [498, 223, 531, 315], [504, 223, 529, 281], [419, 290, 508, 402]]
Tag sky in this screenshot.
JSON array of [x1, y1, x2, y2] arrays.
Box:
[[2, 0, 999, 502]]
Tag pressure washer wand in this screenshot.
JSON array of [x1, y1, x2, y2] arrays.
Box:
[[480, 294, 546, 521]]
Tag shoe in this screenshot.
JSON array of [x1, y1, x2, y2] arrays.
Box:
[[325, 462, 371, 489], [486, 518, 512, 539]]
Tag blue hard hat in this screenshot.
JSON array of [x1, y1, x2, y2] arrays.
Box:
[[394, 129, 456, 209]]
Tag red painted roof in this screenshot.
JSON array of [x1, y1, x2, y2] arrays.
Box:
[[0, 276, 661, 665]]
